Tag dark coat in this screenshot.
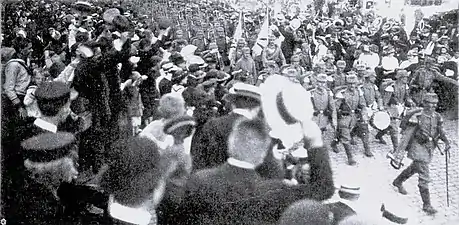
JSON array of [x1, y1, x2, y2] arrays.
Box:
[[173, 146, 334, 225], [190, 112, 242, 170], [6, 176, 77, 225]]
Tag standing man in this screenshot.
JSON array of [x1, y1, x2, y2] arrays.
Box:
[[190, 83, 261, 170], [234, 47, 258, 85], [331, 74, 369, 165], [311, 74, 337, 134], [392, 93, 451, 215], [377, 70, 415, 152], [410, 56, 458, 105], [2, 37, 33, 125]]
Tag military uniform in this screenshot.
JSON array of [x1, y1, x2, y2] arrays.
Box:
[[410, 58, 458, 105], [311, 74, 337, 132], [331, 75, 369, 165], [377, 71, 415, 152], [351, 71, 382, 156], [392, 93, 450, 215]]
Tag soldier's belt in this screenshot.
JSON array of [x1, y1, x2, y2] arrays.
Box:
[[313, 110, 326, 116], [339, 110, 355, 116]]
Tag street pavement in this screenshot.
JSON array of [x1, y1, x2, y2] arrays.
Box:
[[324, 117, 459, 225]]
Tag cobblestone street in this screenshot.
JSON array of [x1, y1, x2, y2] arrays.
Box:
[[325, 118, 458, 225]]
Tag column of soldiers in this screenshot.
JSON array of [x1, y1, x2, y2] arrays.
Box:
[[308, 57, 453, 169]]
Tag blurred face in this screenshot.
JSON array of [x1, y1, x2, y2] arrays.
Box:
[[399, 76, 408, 84], [34, 74, 45, 85], [217, 29, 225, 37], [423, 101, 437, 112], [208, 63, 217, 69], [176, 30, 184, 39], [20, 43, 33, 58], [316, 80, 327, 88], [348, 82, 357, 90], [369, 76, 376, 83], [431, 33, 438, 42], [291, 57, 300, 65], [197, 31, 204, 39], [243, 49, 251, 57]]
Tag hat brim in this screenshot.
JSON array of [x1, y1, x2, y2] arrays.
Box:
[[260, 75, 313, 145]]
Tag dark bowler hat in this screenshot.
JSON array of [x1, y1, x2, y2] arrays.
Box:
[[21, 132, 76, 162], [112, 15, 132, 32], [35, 81, 71, 102], [169, 53, 186, 65], [188, 64, 203, 73], [163, 115, 196, 137]]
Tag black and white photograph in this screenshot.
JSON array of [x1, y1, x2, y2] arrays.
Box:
[[1, 0, 458, 224]]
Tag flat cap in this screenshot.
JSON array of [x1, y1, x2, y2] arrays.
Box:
[[163, 115, 196, 136], [226, 83, 261, 101], [35, 81, 71, 102], [21, 132, 76, 162], [188, 64, 202, 73]]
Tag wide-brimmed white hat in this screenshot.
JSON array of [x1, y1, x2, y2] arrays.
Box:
[[259, 75, 314, 147]]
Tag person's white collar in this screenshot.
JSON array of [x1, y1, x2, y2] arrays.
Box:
[[227, 157, 256, 169], [232, 108, 255, 119], [108, 195, 152, 225], [34, 118, 57, 133]]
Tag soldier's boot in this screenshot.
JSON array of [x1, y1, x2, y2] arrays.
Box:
[[331, 140, 340, 153], [363, 139, 373, 157], [350, 136, 357, 145], [375, 130, 387, 145], [389, 132, 399, 154], [343, 143, 356, 166], [419, 187, 438, 215], [392, 166, 413, 195]]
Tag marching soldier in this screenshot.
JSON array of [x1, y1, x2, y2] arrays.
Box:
[[350, 70, 383, 151], [392, 93, 451, 215], [410, 56, 458, 105], [331, 74, 370, 165], [376, 70, 415, 153], [360, 70, 384, 113], [332, 60, 348, 88], [311, 74, 337, 133]]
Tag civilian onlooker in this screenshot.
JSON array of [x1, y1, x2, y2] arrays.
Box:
[[278, 199, 332, 225], [140, 93, 186, 149], [101, 136, 179, 225]]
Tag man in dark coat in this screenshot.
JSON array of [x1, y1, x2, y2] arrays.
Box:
[[3, 81, 87, 215], [7, 132, 80, 225], [190, 82, 261, 170], [174, 118, 334, 225]]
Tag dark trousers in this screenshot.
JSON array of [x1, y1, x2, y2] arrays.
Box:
[[395, 160, 430, 188]]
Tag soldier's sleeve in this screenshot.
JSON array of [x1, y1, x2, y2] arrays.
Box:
[[374, 85, 383, 107], [434, 71, 459, 86], [279, 48, 286, 65], [436, 113, 450, 145], [358, 94, 368, 121], [328, 91, 337, 127], [404, 84, 415, 106]]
